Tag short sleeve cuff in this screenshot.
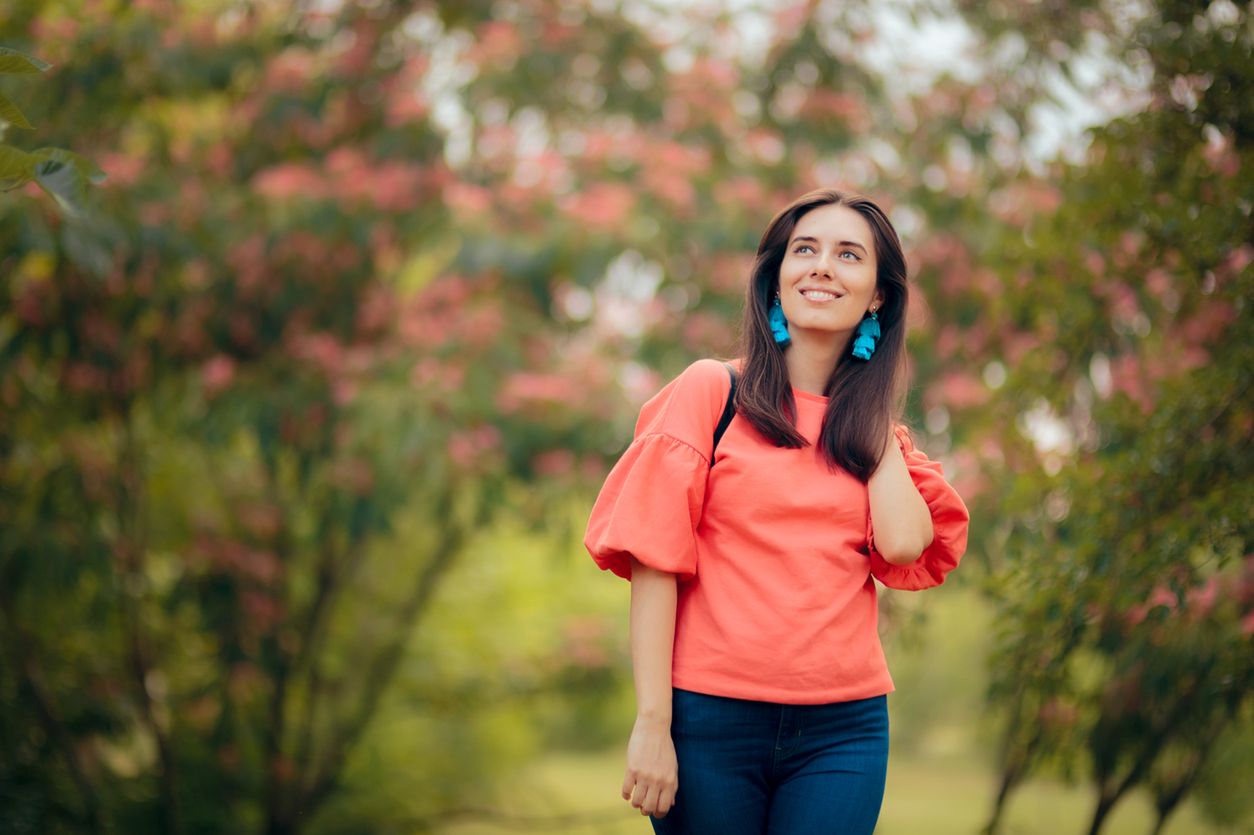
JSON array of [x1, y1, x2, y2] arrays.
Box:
[[585, 432, 710, 581], [868, 428, 970, 591]]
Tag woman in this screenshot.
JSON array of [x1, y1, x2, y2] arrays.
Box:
[[584, 188, 970, 834]]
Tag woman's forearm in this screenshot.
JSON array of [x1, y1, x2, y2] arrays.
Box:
[[867, 435, 934, 565], [628, 557, 677, 723]]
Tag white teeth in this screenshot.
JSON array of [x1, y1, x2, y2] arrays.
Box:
[[801, 290, 840, 300]]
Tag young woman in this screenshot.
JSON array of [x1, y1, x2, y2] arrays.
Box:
[[584, 188, 970, 834]]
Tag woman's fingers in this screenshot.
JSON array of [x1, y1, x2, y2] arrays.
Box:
[[637, 783, 660, 816], [656, 784, 676, 818], [626, 772, 676, 818], [629, 779, 647, 811]]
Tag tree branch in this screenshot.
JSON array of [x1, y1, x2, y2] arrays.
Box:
[[115, 412, 183, 835], [293, 488, 473, 824], [0, 590, 106, 831]]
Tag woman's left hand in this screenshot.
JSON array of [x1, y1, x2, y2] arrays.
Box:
[[622, 713, 678, 818], [867, 427, 934, 564]]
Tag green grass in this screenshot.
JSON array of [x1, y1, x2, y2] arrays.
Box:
[[434, 586, 1229, 834], [435, 746, 1221, 835]]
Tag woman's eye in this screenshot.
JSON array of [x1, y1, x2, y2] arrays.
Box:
[[840, 251, 860, 261], [795, 245, 814, 254]]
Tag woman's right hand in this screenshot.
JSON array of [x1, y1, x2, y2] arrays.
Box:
[[621, 713, 678, 818]]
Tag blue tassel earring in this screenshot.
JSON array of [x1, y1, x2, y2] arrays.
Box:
[[851, 309, 880, 360], [769, 294, 791, 346]]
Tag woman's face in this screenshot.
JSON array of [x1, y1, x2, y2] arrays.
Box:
[[777, 203, 882, 342]]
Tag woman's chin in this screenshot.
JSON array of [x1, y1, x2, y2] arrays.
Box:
[[788, 321, 856, 343]]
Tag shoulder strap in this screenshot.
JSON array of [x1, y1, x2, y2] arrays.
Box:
[[712, 362, 739, 457]]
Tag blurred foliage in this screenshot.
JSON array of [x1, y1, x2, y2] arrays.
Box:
[[964, 2, 1253, 834], [0, 0, 1249, 833], [0, 46, 104, 214]]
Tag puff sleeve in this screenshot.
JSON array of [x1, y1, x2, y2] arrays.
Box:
[[584, 360, 731, 582], [868, 426, 971, 591]]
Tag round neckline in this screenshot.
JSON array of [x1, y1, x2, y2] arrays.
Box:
[[792, 387, 829, 404]]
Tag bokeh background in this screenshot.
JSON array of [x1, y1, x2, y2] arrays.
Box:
[[1, 1, 1250, 833]]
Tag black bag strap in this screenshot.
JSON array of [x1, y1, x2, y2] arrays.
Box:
[[712, 362, 739, 457]]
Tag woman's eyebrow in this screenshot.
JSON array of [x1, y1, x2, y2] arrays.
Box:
[[790, 235, 868, 253]]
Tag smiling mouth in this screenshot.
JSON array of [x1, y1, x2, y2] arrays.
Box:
[[800, 289, 843, 301]]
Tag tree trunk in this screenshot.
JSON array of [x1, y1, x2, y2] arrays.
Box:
[[0, 596, 106, 832], [983, 765, 1019, 835], [1149, 806, 1174, 835], [1087, 790, 1119, 835], [117, 413, 184, 835], [290, 494, 473, 827]]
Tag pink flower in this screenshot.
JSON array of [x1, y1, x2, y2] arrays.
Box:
[[1105, 282, 1142, 326], [468, 20, 522, 68], [252, 163, 328, 200], [64, 361, 107, 393], [447, 426, 502, 468], [386, 88, 428, 126], [1180, 300, 1237, 346], [445, 182, 493, 217], [264, 47, 317, 94], [681, 311, 737, 355], [462, 305, 505, 347], [287, 332, 344, 375], [30, 14, 79, 45], [201, 355, 236, 396], [559, 182, 636, 230], [1202, 128, 1240, 177], [332, 379, 358, 406], [367, 160, 424, 212], [1148, 585, 1177, 610], [927, 371, 988, 410], [802, 90, 869, 132], [934, 325, 961, 361], [239, 503, 281, 540], [497, 372, 578, 414], [355, 285, 395, 337], [1220, 244, 1253, 279], [714, 177, 766, 209], [581, 129, 634, 165], [410, 358, 464, 392], [333, 22, 376, 77], [241, 590, 283, 629], [1186, 577, 1218, 616], [330, 458, 374, 495], [533, 449, 576, 478], [644, 172, 696, 213], [97, 152, 144, 188], [774, 3, 810, 38], [1110, 354, 1153, 413]]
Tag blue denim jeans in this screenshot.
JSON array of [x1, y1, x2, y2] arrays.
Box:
[[650, 689, 889, 835]]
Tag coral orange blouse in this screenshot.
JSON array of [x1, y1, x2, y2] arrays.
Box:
[[584, 359, 971, 704]]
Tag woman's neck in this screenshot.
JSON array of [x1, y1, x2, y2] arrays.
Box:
[[785, 329, 848, 395]]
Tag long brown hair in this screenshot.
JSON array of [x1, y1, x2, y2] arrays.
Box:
[[735, 188, 909, 481]]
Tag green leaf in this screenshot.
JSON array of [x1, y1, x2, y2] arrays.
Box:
[[0, 91, 33, 130], [28, 148, 104, 215], [32, 147, 106, 184], [0, 143, 36, 190], [0, 48, 51, 74]]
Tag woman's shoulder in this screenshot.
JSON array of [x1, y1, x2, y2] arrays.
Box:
[[634, 358, 739, 443], [675, 357, 738, 389], [666, 357, 742, 411]]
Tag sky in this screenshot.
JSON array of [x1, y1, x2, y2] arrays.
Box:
[[415, 0, 1149, 173]]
